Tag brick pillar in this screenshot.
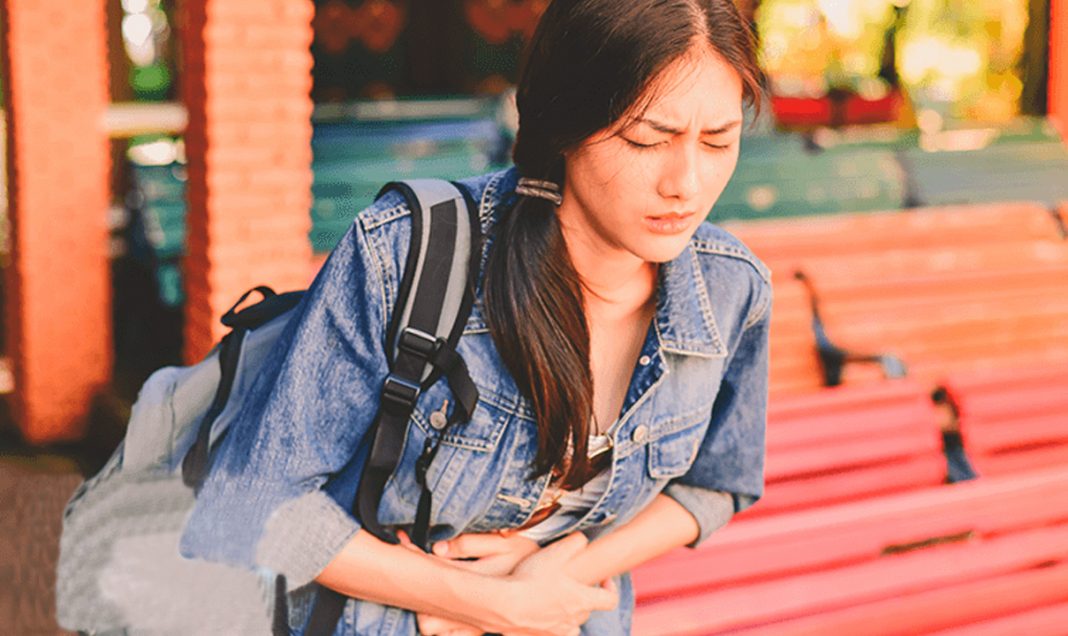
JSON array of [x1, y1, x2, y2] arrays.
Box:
[[180, 0, 315, 362], [1052, 0, 1068, 140], [1, 1, 111, 443]]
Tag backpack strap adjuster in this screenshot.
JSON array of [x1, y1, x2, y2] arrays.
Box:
[[397, 326, 440, 359], [381, 374, 420, 411]]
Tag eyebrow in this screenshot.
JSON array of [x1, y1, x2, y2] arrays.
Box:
[[640, 118, 742, 135]]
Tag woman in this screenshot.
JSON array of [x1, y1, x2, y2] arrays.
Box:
[[181, 0, 770, 634]]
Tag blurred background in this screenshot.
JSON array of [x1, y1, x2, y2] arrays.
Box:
[[1, 0, 1066, 634]]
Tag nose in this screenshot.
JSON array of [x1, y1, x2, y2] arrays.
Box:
[[657, 142, 701, 202]]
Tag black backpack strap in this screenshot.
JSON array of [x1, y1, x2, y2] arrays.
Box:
[[359, 179, 480, 544], [306, 179, 481, 636]]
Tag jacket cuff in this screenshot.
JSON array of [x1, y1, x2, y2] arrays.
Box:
[[662, 483, 734, 548], [256, 490, 361, 589]]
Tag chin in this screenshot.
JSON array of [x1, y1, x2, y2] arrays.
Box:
[[633, 234, 694, 264]]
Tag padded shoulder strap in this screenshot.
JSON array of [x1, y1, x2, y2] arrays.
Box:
[[380, 178, 479, 380], [358, 178, 480, 537], [305, 179, 481, 636]]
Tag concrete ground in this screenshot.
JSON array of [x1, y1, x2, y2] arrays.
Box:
[[1, 452, 81, 635], [0, 398, 125, 636]]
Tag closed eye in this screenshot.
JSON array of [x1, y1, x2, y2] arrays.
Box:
[[622, 138, 665, 150]]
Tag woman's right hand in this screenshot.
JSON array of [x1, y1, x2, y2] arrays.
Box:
[[488, 532, 618, 636]]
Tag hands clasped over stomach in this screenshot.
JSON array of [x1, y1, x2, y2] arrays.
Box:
[[397, 530, 617, 636]]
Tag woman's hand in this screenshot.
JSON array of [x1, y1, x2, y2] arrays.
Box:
[[400, 530, 541, 635], [490, 532, 617, 635], [404, 531, 615, 635], [432, 530, 542, 575]]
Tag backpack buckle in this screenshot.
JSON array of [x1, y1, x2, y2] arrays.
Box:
[[382, 375, 420, 410], [398, 327, 440, 359]]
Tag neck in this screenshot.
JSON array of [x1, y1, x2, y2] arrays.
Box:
[[558, 214, 657, 316]]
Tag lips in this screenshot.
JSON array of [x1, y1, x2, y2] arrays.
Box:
[[644, 211, 695, 235]]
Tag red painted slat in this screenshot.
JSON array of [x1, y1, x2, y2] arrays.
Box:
[[728, 203, 1061, 266], [956, 387, 1068, 422], [767, 402, 934, 450], [941, 361, 1068, 395], [746, 454, 946, 518], [732, 561, 1068, 636], [633, 467, 1068, 601], [765, 429, 942, 480], [633, 523, 1068, 635], [766, 380, 929, 420], [964, 412, 1068, 451], [929, 600, 1068, 636], [974, 444, 1068, 477]]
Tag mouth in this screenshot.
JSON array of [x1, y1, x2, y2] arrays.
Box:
[[644, 211, 696, 234]]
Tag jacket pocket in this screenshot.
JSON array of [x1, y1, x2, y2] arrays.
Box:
[[646, 408, 708, 479]]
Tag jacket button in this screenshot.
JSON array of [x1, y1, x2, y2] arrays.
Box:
[[631, 425, 648, 443], [638, 355, 652, 366], [429, 411, 448, 430]]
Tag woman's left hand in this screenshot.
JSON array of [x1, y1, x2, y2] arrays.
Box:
[[397, 530, 542, 635], [431, 529, 542, 575]]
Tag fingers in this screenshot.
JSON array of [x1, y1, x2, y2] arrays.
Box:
[[417, 614, 447, 633], [416, 613, 482, 636], [600, 576, 617, 595], [513, 532, 589, 577], [586, 583, 618, 612], [433, 532, 515, 559], [395, 530, 423, 554], [540, 531, 589, 560], [433, 530, 540, 561]]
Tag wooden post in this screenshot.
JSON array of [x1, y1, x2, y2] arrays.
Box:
[[179, 0, 316, 362], [0, 0, 112, 443]]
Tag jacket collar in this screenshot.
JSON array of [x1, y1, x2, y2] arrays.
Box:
[[654, 243, 727, 358]]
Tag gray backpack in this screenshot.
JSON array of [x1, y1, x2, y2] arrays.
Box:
[[56, 179, 481, 635]]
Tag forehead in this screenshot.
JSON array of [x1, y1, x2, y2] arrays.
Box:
[[635, 47, 744, 127]]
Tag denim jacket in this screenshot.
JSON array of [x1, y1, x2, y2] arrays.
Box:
[[180, 167, 772, 635]]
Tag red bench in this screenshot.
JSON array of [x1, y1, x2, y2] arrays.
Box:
[[632, 465, 1068, 635], [726, 202, 1067, 393], [725, 201, 1062, 273], [794, 238, 1068, 387], [630, 204, 1068, 635]]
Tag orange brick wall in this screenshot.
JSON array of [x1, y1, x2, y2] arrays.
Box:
[[1, 0, 112, 443], [1052, 0, 1068, 139], [180, 0, 315, 362]]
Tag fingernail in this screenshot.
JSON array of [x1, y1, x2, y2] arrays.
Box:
[[432, 542, 448, 556]]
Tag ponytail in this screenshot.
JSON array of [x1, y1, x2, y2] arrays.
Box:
[[483, 166, 598, 488]]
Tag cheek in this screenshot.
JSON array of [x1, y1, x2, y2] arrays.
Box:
[[593, 148, 651, 185], [703, 152, 740, 193], [577, 149, 655, 205]]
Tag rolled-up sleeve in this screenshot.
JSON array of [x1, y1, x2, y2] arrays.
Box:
[[180, 213, 392, 588], [664, 279, 771, 547]]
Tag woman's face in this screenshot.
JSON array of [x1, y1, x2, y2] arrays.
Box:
[[559, 45, 745, 264]]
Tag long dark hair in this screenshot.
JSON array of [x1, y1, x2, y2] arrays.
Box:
[[483, 0, 764, 488]]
